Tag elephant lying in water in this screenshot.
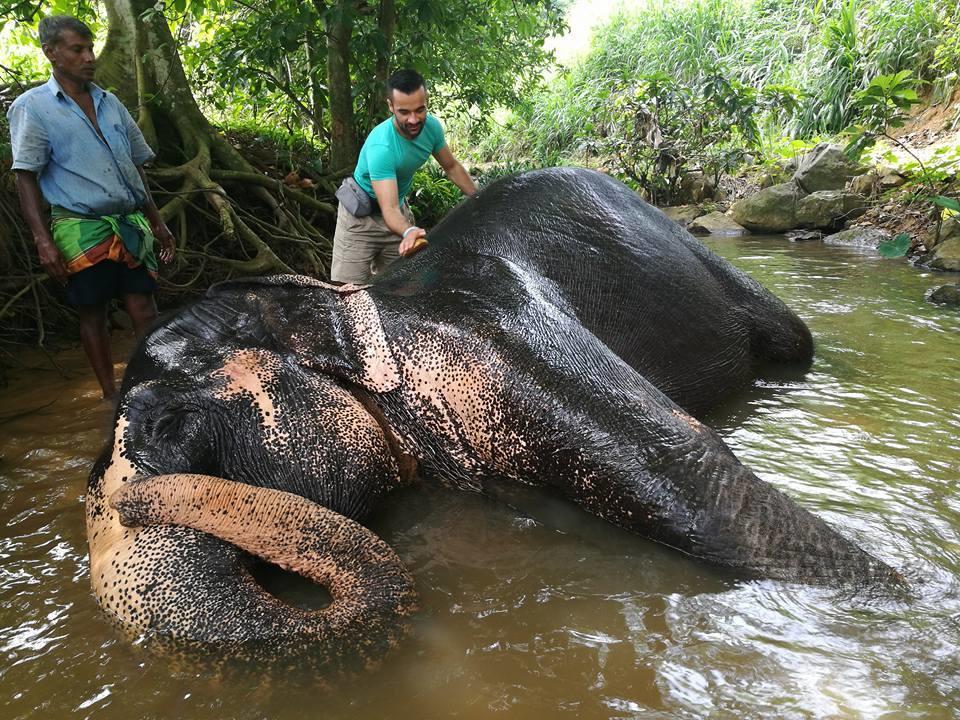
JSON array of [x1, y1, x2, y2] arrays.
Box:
[[88, 167, 899, 670]]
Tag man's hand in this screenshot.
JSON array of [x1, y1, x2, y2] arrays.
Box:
[[36, 234, 68, 285], [399, 226, 427, 257], [151, 221, 176, 264]]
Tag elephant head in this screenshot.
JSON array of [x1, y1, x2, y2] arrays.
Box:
[[87, 168, 900, 671], [87, 280, 418, 670]]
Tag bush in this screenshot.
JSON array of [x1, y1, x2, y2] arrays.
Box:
[[475, 0, 960, 184], [408, 165, 463, 229]]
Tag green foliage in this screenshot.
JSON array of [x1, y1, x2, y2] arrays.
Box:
[[598, 70, 759, 204], [856, 71, 921, 129], [485, 0, 959, 184], [473, 160, 548, 187], [877, 232, 912, 257], [407, 164, 462, 229], [845, 70, 922, 156], [932, 3, 960, 75], [0, 107, 9, 164], [932, 195, 960, 213], [176, 0, 566, 159]]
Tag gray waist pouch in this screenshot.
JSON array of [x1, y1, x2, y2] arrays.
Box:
[[335, 176, 375, 217]]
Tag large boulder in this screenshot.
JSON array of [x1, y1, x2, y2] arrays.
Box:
[[927, 284, 960, 306], [730, 182, 804, 232], [928, 236, 960, 271], [687, 211, 749, 236], [793, 143, 863, 193], [822, 227, 890, 248], [795, 190, 867, 230]]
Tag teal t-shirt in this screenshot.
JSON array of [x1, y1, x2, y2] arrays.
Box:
[[354, 114, 446, 205]]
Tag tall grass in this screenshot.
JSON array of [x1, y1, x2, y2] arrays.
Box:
[[474, 0, 957, 167]]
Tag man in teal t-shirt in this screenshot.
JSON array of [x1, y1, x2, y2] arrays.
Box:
[[331, 69, 477, 284]]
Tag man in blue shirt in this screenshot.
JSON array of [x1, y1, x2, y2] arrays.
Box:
[[8, 15, 175, 400], [331, 69, 477, 284]]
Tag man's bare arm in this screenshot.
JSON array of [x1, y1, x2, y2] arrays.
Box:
[[434, 146, 477, 197], [14, 170, 67, 284], [371, 178, 427, 256]]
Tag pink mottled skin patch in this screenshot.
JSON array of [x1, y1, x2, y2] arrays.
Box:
[[212, 349, 281, 431], [341, 292, 401, 392], [390, 330, 530, 477], [87, 414, 153, 629]]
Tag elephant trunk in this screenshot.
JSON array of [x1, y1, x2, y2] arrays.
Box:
[[109, 474, 417, 665]]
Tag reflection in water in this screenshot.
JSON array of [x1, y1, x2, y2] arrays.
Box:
[[1, 238, 959, 718]]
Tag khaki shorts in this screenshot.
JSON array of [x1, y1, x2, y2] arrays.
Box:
[[330, 203, 415, 284]]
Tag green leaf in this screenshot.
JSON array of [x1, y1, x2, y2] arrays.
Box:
[[932, 196, 960, 213], [877, 233, 911, 258]]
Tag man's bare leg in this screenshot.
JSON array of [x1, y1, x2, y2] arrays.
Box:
[[123, 293, 158, 339], [77, 303, 116, 400]]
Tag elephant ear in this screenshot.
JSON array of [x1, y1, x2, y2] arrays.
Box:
[[208, 274, 401, 393]]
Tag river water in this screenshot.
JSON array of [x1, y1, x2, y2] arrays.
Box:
[[1, 236, 958, 719]]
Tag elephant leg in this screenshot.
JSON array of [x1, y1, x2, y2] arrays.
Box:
[[383, 316, 899, 586], [497, 331, 901, 585]]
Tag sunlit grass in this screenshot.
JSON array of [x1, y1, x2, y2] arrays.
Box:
[[473, 0, 958, 167]]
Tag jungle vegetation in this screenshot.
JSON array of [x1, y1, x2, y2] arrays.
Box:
[[471, 0, 960, 205], [0, 0, 959, 367]]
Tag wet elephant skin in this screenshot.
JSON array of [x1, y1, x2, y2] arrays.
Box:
[[87, 167, 898, 672]]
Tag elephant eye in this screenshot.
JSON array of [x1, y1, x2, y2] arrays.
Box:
[[150, 406, 198, 442]]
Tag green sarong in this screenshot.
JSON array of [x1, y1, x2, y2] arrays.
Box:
[[50, 206, 158, 277]]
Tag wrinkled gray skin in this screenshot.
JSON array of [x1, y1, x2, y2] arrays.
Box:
[[87, 168, 899, 670]]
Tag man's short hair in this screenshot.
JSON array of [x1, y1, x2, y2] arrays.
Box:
[[387, 69, 426, 98], [39, 15, 93, 47]]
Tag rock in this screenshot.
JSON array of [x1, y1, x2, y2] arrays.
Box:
[[677, 172, 716, 203], [879, 170, 907, 189], [785, 230, 822, 242], [793, 143, 862, 193], [687, 212, 749, 236], [795, 190, 867, 230], [661, 205, 703, 227], [848, 172, 880, 197], [822, 227, 890, 248], [928, 236, 960, 271], [927, 284, 960, 306], [920, 216, 960, 251], [730, 183, 804, 232]]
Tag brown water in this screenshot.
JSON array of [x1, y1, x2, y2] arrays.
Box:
[[1, 236, 959, 719]]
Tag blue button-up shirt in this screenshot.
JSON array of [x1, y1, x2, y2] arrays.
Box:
[[7, 75, 155, 215]]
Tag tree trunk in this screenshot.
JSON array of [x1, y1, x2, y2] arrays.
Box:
[[94, 0, 332, 276], [323, 0, 358, 172], [304, 32, 327, 142], [375, 0, 396, 87]]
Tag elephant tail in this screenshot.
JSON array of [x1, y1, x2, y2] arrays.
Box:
[[108, 474, 418, 668]]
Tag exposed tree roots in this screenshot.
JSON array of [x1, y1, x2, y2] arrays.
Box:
[[0, 0, 344, 382]]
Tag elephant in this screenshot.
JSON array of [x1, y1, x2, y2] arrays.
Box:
[[88, 167, 900, 671]]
